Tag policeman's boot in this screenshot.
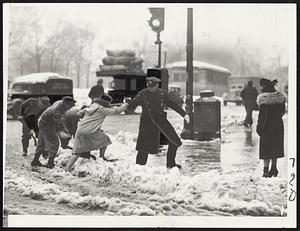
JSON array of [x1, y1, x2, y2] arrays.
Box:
[[46, 157, 55, 169], [31, 153, 44, 167]]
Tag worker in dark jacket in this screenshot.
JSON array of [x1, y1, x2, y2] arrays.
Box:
[[88, 78, 104, 103], [60, 105, 88, 149], [31, 96, 76, 168], [127, 76, 190, 169], [240, 80, 258, 127], [256, 78, 286, 178], [18, 96, 51, 156]]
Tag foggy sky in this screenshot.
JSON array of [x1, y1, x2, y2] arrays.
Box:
[[7, 3, 295, 65]]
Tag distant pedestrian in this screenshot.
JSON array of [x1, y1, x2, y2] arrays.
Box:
[[60, 105, 88, 149], [31, 96, 76, 168], [65, 94, 128, 172], [240, 80, 258, 127], [127, 76, 190, 169], [18, 96, 51, 156], [256, 78, 286, 177], [88, 78, 104, 103]]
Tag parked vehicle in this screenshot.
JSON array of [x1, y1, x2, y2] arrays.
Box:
[[96, 68, 169, 114], [7, 72, 73, 119]]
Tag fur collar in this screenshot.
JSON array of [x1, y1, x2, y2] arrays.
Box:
[[257, 92, 286, 106]]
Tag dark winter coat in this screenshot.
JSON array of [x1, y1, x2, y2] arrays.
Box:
[[88, 85, 104, 100], [128, 88, 186, 154], [20, 98, 49, 130], [62, 107, 81, 136], [256, 91, 286, 159], [241, 86, 258, 107]]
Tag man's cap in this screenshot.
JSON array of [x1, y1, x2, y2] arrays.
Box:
[[97, 78, 103, 83], [62, 96, 76, 103], [40, 96, 50, 102], [146, 76, 161, 82]]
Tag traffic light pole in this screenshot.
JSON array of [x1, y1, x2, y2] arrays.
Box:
[[181, 8, 194, 140], [155, 32, 162, 68]]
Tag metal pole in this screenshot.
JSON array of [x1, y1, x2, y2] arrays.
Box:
[[163, 51, 167, 68], [155, 32, 162, 68], [181, 8, 194, 140]]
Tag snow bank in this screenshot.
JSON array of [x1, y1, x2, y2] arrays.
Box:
[[5, 128, 287, 216], [4, 104, 287, 216]]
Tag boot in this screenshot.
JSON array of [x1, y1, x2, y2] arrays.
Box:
[[167, 163, 182, 169], [262, 167, 270, 178], [46, 157, 55, 169], [269, 165, 278, 177], [31, 153, 44, 167]]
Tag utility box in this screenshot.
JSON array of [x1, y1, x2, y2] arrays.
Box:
[[193, 90, 221, 141]]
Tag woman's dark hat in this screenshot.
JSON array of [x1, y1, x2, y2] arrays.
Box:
[[260, 78, 271, 87], [260, 78, 278, 87]]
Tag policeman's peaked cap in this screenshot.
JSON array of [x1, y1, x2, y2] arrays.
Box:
[[146, 76, 161, 82]]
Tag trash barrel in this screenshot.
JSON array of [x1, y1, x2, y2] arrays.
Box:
[[193, 90, 221, 141]]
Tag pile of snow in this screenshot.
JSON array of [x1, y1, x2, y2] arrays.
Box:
[[5, 129, 287, 216]]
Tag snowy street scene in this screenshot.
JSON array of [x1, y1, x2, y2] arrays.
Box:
[[3, 3, 296, 229]]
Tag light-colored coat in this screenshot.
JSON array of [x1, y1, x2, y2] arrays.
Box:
[[72, 103, 127, 154]]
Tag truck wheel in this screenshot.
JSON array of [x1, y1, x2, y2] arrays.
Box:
[[223, 101, 227, 106]]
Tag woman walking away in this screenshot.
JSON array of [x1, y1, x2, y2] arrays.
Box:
[[65, 94, 128, 172], [256, 78, 286, 177]]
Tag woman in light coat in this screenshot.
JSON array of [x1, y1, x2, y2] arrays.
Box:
[[65, 94, 128, 171]]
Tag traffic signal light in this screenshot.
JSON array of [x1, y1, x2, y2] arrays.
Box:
[[148, 8, 165, 33]]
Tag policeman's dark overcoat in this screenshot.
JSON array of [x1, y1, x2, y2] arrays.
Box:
[[128, 88, 186, 154]]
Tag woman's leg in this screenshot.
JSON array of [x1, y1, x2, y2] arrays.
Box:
[[271, 158, 277, 167], [263, 159, 270, 168], [263, 159, 270, 177], [270, 158, 279, 177], [99, 146, 107, 160], [65, 155, 79, 172]]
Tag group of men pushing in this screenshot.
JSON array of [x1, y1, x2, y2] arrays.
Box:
[[19, 76, 190, 170]]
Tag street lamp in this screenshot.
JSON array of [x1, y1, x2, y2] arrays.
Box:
[[148, 8, 165, 68], [180, 8, 194, 140]]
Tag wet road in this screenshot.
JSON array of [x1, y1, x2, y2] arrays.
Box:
[[6, 104, 287, 178]]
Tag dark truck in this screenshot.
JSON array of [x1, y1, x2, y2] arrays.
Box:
[[7, 72, 73, 119], [96, 68, 169, 114]]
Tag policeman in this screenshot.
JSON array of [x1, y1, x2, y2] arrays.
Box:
[[18, 96, 51, 156], [31, 96, 76, 168], [127, 76, 190, 169]]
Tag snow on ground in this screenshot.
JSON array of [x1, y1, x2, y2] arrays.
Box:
[[5, 127, 287, 216], [4, 89, 287, 217]]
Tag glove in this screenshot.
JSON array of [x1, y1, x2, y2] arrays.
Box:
[[184, 114, 190, 124], [59, 131, 72, 139]]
